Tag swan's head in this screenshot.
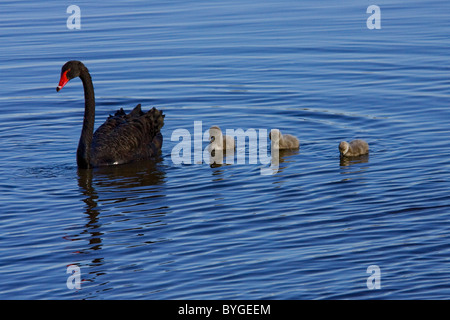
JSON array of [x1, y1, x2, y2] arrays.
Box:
[[209, 126, 222, 144], [339, 141, 349, 155], [56, 60, 85, 92], [269, 129, 281, 142]]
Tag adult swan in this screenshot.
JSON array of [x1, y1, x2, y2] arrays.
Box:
[[56, 60, 164, 168]]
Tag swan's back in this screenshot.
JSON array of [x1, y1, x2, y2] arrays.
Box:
[[340, 139, 369, 157], [223, 134, 235, 150], [270, 129, 299, 150], [90, 104, 164, 166], [348, 139, 369, 156], [280, 134, 299, 149]]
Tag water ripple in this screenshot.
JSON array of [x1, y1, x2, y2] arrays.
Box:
[[1, 0, 450, 300]]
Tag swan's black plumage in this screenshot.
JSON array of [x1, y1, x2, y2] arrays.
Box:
[[91, 104, 164, 167], [56, 60, 164, 168]]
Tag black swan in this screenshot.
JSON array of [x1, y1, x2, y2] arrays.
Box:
[[56, 60, 164, 168]]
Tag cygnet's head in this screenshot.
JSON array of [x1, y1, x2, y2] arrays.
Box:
[[269, 129, 281, 142], [209, 126, 222, 143], [339, 141, 349, 155]]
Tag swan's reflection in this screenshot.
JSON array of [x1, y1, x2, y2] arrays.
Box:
[[339, 154, 370, 181], [207, 146, 299, 176], [69, 158, 167, 288], [272, 149, 299, 174], [259, 148, 299, 176], [339, 154, 369, 167], [76, 167, 103, 251], [74, 158, 166, 253], [207, 148, 235, 167]]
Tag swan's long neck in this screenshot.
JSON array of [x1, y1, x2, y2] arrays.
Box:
[[77, 67, 95, 168]]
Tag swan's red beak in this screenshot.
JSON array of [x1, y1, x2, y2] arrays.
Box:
[[56, 70, 70, 92]]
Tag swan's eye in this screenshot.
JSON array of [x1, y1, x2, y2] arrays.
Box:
[[210, 136, 215, 142]]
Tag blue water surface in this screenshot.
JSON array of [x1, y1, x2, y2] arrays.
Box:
[[0, 0, 449, 299]]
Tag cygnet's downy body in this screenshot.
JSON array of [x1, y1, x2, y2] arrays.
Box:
[[269, 129, 299, 150], [339, 139, 369, 157], [208, 126, 235, 151]]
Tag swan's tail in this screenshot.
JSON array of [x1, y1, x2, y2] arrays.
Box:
[[112, 104, 165, 152], [145, 106, 165, 151], [146, 107, 164, 132]]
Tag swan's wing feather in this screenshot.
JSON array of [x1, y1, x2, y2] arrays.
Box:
[[92, 106, 164, 165], [129, 104, 143, 117]]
